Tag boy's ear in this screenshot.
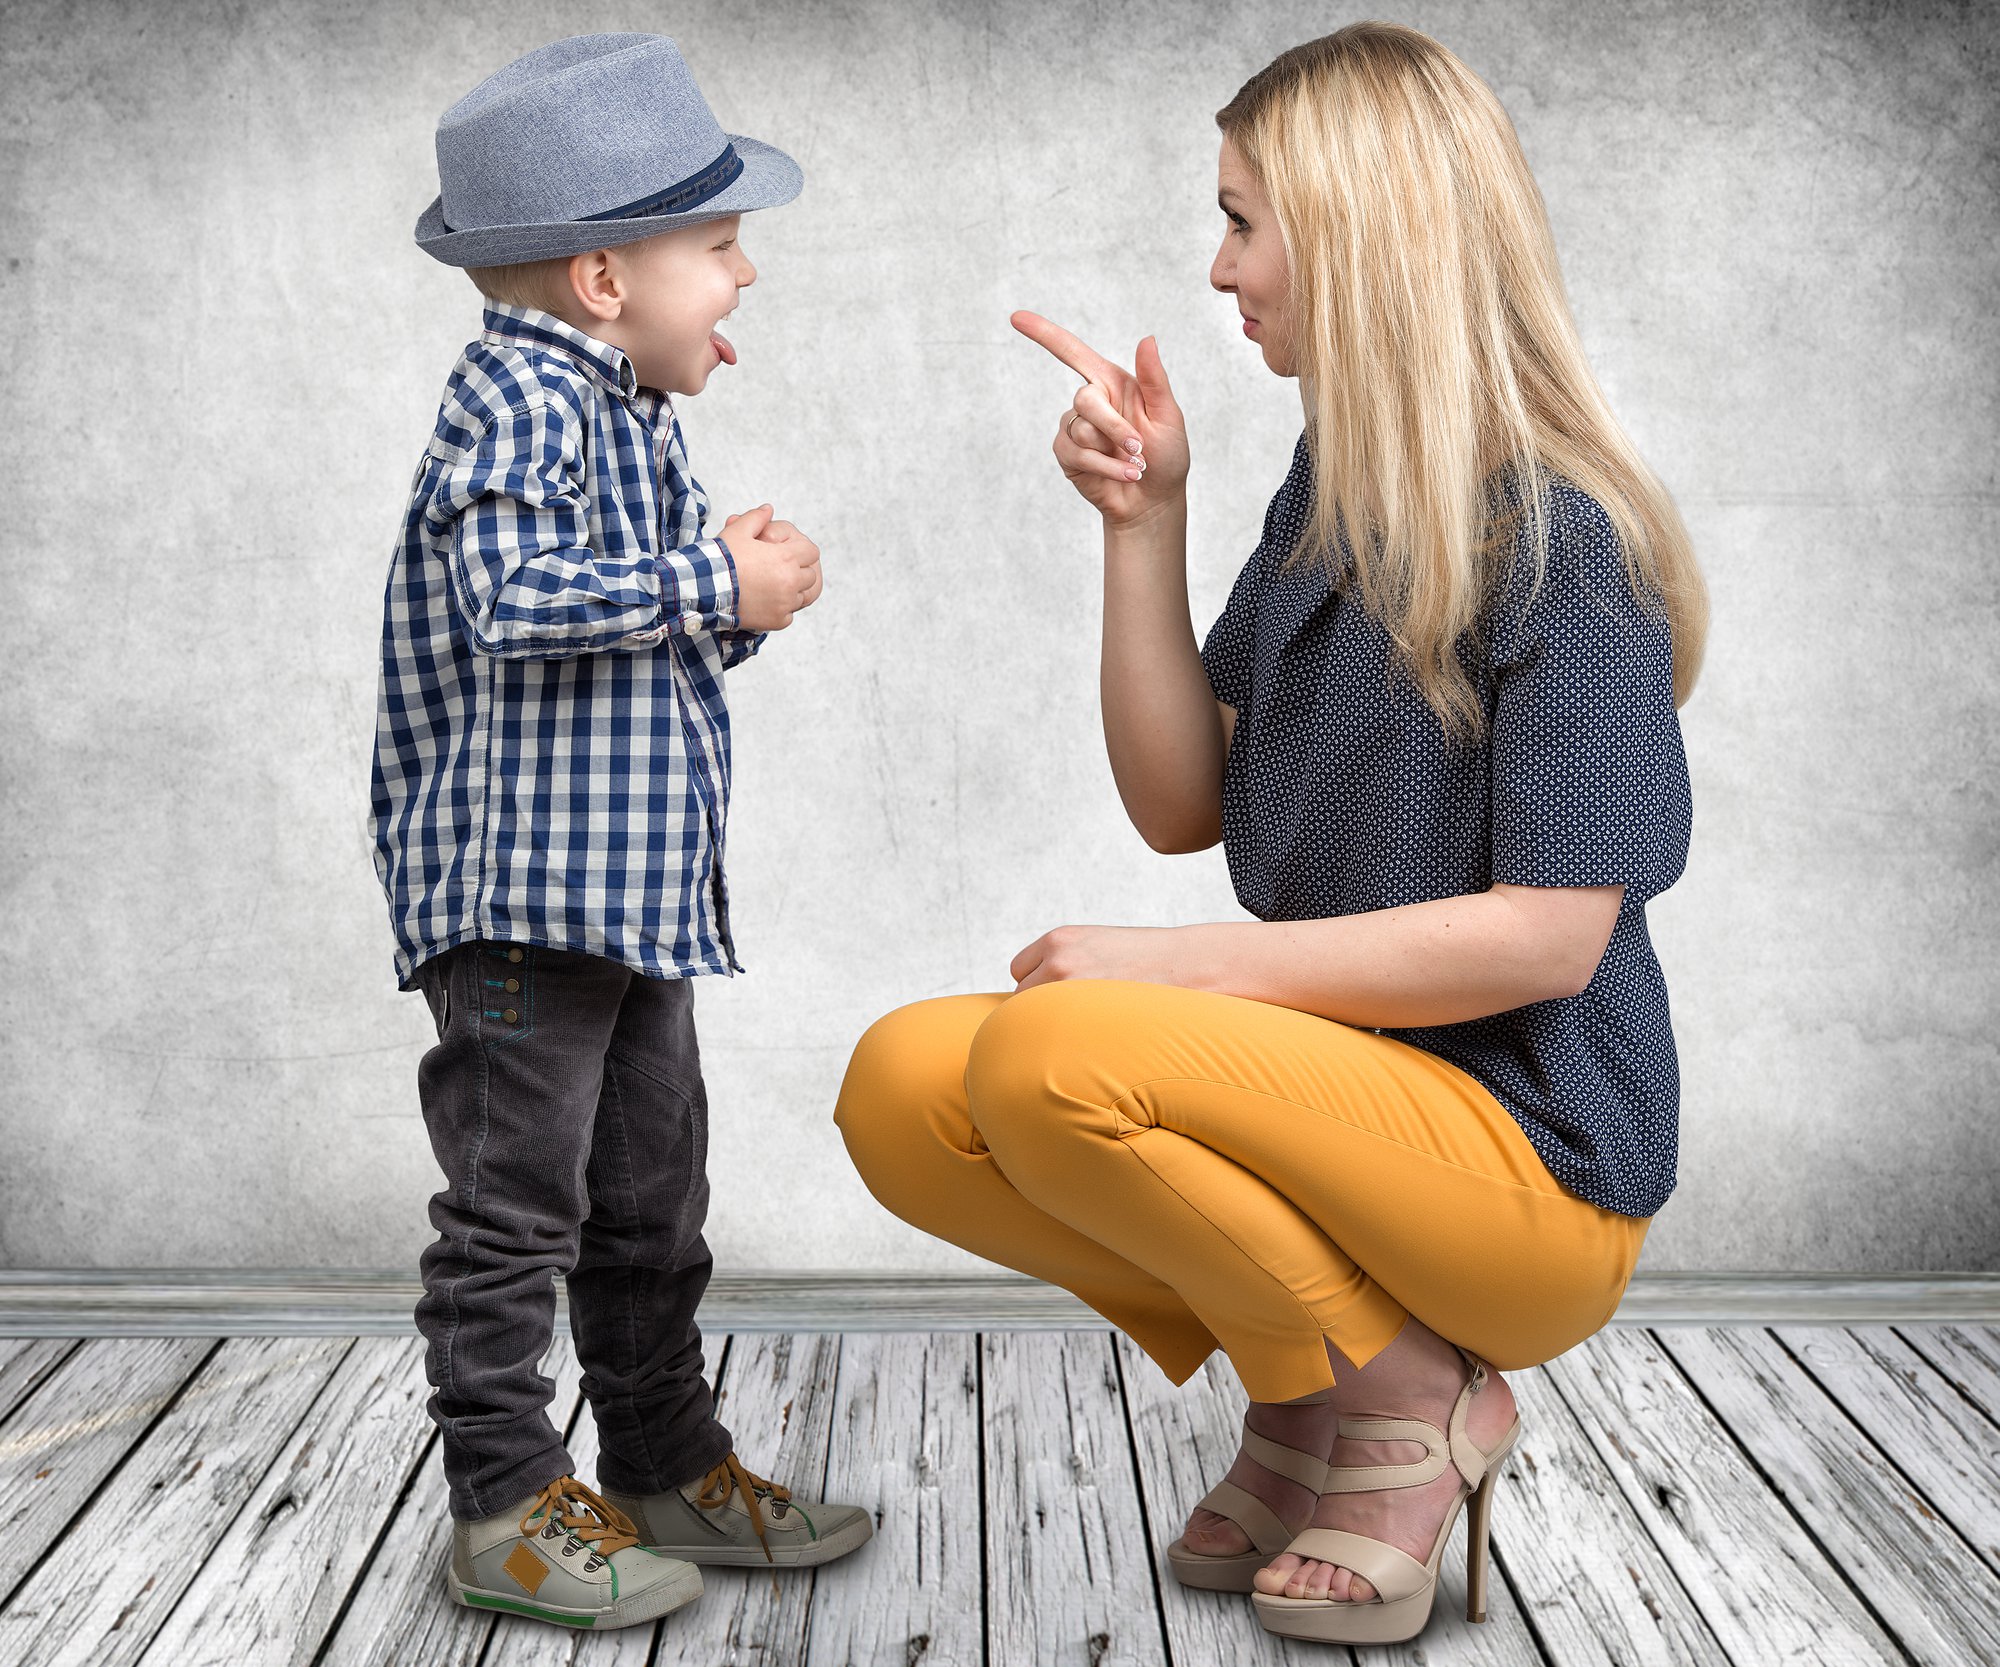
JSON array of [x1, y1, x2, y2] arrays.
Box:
[[566, 249, 623, 322]]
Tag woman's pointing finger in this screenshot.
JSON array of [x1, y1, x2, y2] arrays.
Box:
[[1010, 310, 1121, 387]]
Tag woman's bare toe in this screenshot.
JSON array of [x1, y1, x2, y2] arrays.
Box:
[[1178, 1504, 1250, 1555], [1334, 1566, 1376, 1601], [1264, 1554, 1377, 1602], [1294, 1557, 1335, 1600], [1252, 1551, 1305, 1593]]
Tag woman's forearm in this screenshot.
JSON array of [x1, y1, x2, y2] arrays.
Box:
[[1099, 494, 1226, 852], [1171, 889, 1603, 1029]]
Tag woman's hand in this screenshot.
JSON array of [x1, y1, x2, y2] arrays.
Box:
[[1010, 312, 1190, 527], [1010, 923, 1191, 992]]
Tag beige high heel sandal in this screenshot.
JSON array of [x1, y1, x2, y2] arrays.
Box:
[[1164, 1424, 1332, 1592], [1250, 1344, 1521, 1644]]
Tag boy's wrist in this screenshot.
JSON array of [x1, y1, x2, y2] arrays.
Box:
[[711, 531, 746, 630]]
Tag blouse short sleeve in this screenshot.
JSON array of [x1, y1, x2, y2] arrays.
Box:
[[1486, 484, 1691, 904], [1200, 554, 1260, 711]]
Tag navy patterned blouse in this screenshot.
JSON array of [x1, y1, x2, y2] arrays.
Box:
[[1199, 430, 1691, 1217]]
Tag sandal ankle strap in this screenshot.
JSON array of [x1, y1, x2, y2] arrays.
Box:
[[1445, 1366, 1494, 1491], [1323, 1415, 1450, 1490], [1323, 1349, 1496, 1493]]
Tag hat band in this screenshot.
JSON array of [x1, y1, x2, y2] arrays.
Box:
[[438, 141, 745, 235], [583, 142, 744, 221]]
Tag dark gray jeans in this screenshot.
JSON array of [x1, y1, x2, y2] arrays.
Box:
[[412, 939, 734, 1521]]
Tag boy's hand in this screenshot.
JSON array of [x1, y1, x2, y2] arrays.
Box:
[[720, 503, 823, 632]]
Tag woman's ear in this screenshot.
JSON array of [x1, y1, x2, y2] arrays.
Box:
[[566, 249, 623, 322]]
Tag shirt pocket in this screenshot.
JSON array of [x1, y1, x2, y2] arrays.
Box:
[[411, 433, 471, 528], [419, 427, 480, 472]]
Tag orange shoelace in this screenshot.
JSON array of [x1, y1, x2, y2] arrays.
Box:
[[693, 1452, 791, 1561], [516, 1475, 641, 1565]]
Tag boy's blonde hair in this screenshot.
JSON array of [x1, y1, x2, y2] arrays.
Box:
[[1217, 22, 1708, 742], [464, 256, 577, 315]]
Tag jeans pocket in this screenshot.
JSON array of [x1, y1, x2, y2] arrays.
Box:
[[689, 1073, 710, 1183], [419, 955, 453, 1039], [475, 943, 534, 1047]]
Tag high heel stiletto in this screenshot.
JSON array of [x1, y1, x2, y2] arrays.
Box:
[[1164, 1423, 1332, 1592], [1250, 1344, 1521, 1643]]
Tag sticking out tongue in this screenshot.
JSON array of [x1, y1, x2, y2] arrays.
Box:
[[711, 328, 737, 365]]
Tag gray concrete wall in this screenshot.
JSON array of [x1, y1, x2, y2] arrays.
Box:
[[1, 0, 1993, 1275]]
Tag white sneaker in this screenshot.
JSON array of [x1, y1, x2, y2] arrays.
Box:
[[447, 1474, 702, 1629]]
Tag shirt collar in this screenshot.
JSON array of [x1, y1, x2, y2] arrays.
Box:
[[479, 302, 643, 401]]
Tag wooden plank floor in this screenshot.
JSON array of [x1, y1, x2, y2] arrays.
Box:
[[1, 1324, 1997, 1666]]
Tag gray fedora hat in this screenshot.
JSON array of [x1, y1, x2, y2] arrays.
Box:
[[415, 33, 803, 269]]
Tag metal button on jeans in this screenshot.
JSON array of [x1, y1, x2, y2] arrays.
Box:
[[507, 947, 525, 964], [503, 1008, 520, 1025], [505, 979, 520, 993]]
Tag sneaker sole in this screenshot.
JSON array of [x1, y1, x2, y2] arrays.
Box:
[[448, 1561, 702, 1629], [646, 1510, 874, 1568]]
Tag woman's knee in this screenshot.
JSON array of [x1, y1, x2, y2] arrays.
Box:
[[834, 995, 996, 1210], [961, 981, 1132, 1175]]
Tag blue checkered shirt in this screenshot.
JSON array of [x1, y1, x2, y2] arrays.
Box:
[[369, 303, 767, 989]]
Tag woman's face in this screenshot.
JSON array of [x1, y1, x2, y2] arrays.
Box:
[[1210, 136, 1296, 378]]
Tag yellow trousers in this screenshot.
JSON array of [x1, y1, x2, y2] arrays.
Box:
[[834, 979, 1650, 1403]]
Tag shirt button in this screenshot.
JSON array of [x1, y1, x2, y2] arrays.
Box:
[[507, 948, 525, 964]]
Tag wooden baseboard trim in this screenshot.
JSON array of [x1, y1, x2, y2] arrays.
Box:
[[0, 1269, 1994, 1336]]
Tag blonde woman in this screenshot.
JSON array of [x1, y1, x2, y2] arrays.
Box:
[[835, 22, 1705, 1647]]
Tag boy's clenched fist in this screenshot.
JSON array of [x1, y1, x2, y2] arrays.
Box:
[[721, 503, 823, 632]]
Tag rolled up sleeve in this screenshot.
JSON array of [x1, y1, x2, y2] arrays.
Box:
[[652, 533, 745, 639], [433, 391, 739, 659]]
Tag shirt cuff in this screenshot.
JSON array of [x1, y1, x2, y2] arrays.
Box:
[[651, 535, 742, 635]]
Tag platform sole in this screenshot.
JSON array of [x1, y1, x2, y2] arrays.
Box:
[[1252, 1577, 1444, 1644], [1164, 1536, 1272, 1592]]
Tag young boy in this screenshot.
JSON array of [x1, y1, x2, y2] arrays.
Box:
[[369, 33, 870, 1631]]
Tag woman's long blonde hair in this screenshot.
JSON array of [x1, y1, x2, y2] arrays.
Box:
[[1217, 23, 1707, 740]]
